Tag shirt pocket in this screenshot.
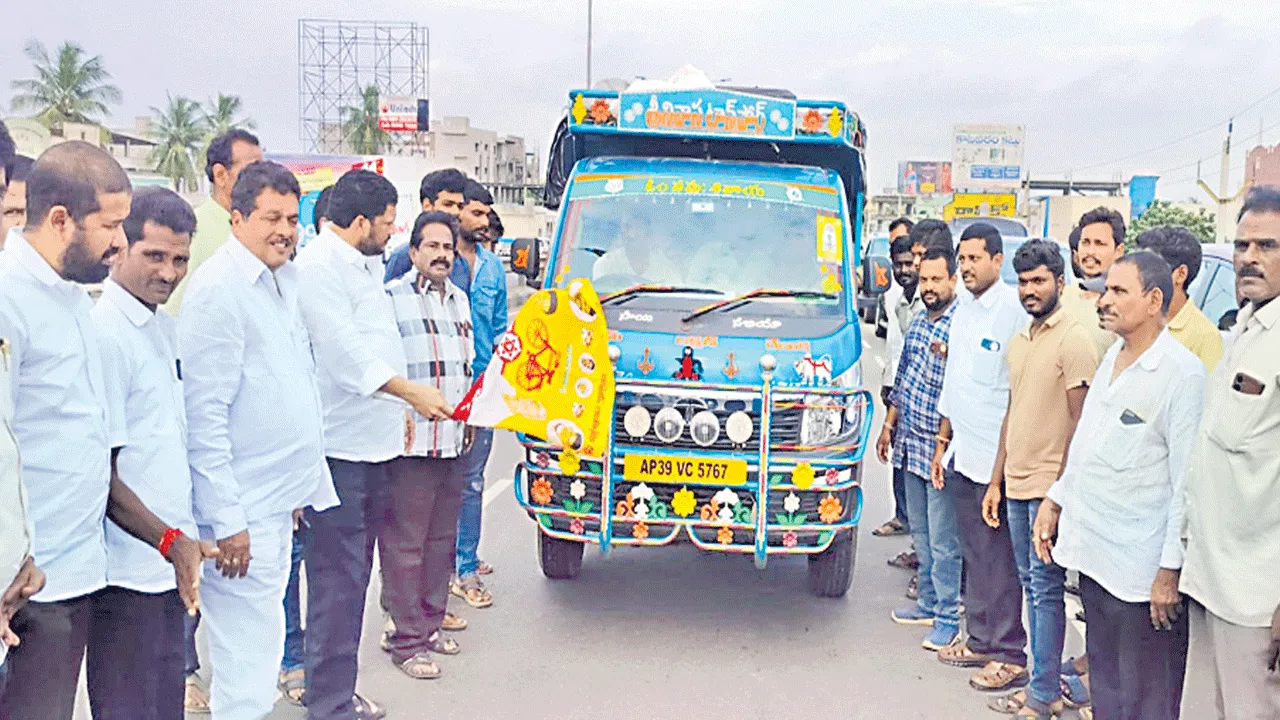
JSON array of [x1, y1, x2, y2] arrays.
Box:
[[1096, 404, 1163, 472], [1205, 368, 1273, 452], [972, 339, 1005, 387]]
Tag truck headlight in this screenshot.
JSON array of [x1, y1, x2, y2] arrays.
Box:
[[653, 407, 684, 444], [800, 363, 865, 446], [623, 405, 651, 438], [689, 411, 720, 447], [725, 411, 753, 445]]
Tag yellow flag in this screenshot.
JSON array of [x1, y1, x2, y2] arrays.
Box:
[[451, 278, 615, 461]]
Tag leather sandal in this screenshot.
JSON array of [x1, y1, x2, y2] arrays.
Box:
[[937, 642, 991, 668], [427, 631, 460, 655], [443, 612, 468, 631], [395, 653, 441, 680], [971, 662, 1029, 692]]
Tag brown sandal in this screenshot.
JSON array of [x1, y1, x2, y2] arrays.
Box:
[[971, 662, 1029, 692], [442, 612, 468, 631], [395, 652, 441, 680], [937, 642, 991, 668], [450, 576, 493, 609]]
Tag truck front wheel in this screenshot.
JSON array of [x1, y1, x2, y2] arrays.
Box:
[[537, 530, 584, 580], [806, 527, 857, 598]]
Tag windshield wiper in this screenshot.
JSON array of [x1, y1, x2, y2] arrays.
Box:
[[601, 284, 723, 305], [681, 288, 836, 323]]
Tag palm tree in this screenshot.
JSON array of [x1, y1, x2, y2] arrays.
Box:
[[10, 40, 122, 129], [341, 85, 388, 154], [202, 93, 255, 138], [150, 94, 205, 192]]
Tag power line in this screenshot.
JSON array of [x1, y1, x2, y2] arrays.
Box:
[[1054, 81, 1280, 175]]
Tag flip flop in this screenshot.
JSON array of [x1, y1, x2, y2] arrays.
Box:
[[395, 653, 441, 680], [872, 518, 909, 537], [354, 693, 388, 719], [427, 631, 460, 656], [443, 612, 468, 631]]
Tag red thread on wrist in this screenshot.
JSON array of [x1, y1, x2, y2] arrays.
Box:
[[159, 528, 183, 558]]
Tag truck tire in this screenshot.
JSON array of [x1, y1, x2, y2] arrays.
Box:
[[538, 531, 584, 580], [806, 527, 857, 598]]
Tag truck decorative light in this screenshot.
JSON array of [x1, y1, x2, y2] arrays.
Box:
[[623, 405, 652, 439], [725, 411, 753, 445], [653, 407, 684, 444], [689, 411, 720, 447]]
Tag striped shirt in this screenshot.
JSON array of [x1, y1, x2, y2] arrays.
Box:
[[888, 299, 957, 479], [386, 269, 474, 458]]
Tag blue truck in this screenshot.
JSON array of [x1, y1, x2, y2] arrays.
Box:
[[508, 83, 886, 596]]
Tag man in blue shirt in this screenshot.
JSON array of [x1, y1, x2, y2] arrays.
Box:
[[385, 169, 469, 283], [448, 181, 506, 610]]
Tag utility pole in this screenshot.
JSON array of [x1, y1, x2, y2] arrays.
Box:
[[586, 0, 593, 88], [1199, 120, 1250, 241]]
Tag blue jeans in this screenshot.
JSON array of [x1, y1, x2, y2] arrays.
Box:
[[1007, 498, 1066, 708], [903, 469, 962, 629], [281, 524, 307, 673], [892, 464, 909, 527], [456, 428, 493, 579]]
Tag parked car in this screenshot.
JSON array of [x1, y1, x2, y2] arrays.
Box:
[[1190, 243, 1237, 330]]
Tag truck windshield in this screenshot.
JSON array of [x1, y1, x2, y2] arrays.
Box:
[[553, 193, 848, 307]]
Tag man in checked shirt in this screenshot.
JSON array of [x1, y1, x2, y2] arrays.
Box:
[[876, 243, 964, 652], [380, 211, 475, 681]]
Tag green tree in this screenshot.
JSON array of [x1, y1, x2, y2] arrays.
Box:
[[341, 85, 388, 154], [202, 93, 255, 138], [1129, 200, 1217, 245], [150, 94, 205, 193], [10, 40, 122, 129]]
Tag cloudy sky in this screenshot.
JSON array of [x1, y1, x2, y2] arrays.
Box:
[[5, 0, 1280, 201]]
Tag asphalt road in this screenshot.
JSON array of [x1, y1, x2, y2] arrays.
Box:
[[73, 325, 1106, 720]]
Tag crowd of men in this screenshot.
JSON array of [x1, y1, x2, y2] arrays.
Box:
[[0, 121, 509, 720], [875, 203, 1279, 718]]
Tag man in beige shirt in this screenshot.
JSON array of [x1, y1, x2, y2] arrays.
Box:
[[1179, 186, 1280, 718], [1136, 226, 1224, 371], [983, 239, 1100, 716], [1062, 207, 1127, 358]]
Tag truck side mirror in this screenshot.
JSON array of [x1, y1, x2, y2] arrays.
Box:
[[510, 237, 540, 280], [862, 256, 891, 295]]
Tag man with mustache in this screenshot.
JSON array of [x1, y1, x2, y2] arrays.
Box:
[[1033, 251, 1204, 720], [878, 244, 964, 652], [931, 223, 1031, 693], [384, 168, 469, 283], [1062, 207, 1126, 358], [87, 187, 221, 720], [984, 240, 1099, 719], [294, 169, 451, 720], [0, 142, 209, 720], [381, 212, 474, 681], [177, 160, 341, 719], [1178, 185, 1280, 718]]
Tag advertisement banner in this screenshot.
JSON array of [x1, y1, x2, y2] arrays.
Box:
[[452, 279, 615, 471], [617, 89, 796, 141], [952, 124, 1025, 191], [265, 153, 383, 245], [378, 96, 419, 132], [943, 192, 1018, 222], [897, 161, 953, 195]]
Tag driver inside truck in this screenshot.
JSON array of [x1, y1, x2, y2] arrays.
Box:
[[591, 209, 682, 285]]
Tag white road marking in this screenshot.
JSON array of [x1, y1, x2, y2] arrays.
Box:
[[484, 477, 514, 507]]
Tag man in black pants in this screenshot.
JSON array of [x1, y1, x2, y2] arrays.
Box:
[[931, 224, 1031, 692], [295, 169, 452, 719]]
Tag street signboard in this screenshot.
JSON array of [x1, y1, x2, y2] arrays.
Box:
[[897, 161, 952, 195], [378, 96, 419, 132], [952, 124, 1025, 191]]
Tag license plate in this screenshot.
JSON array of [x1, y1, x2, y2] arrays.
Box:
[[622, 454, 748, 486]]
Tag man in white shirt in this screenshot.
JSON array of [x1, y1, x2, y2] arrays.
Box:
[[1179, 187, 1280, 718], [873, 219, 920, 540], [294, 169, 451, 720], [931, 223, 1031, 690], [380, 211, 475, 680], [178, 160, 340, 720], [88, 187, 210, 720], [0, 142, 209, 720], [1035, 251, 1204, 719]]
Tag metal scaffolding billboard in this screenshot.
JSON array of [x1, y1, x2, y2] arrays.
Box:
[[298, 19, 429, 155]]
